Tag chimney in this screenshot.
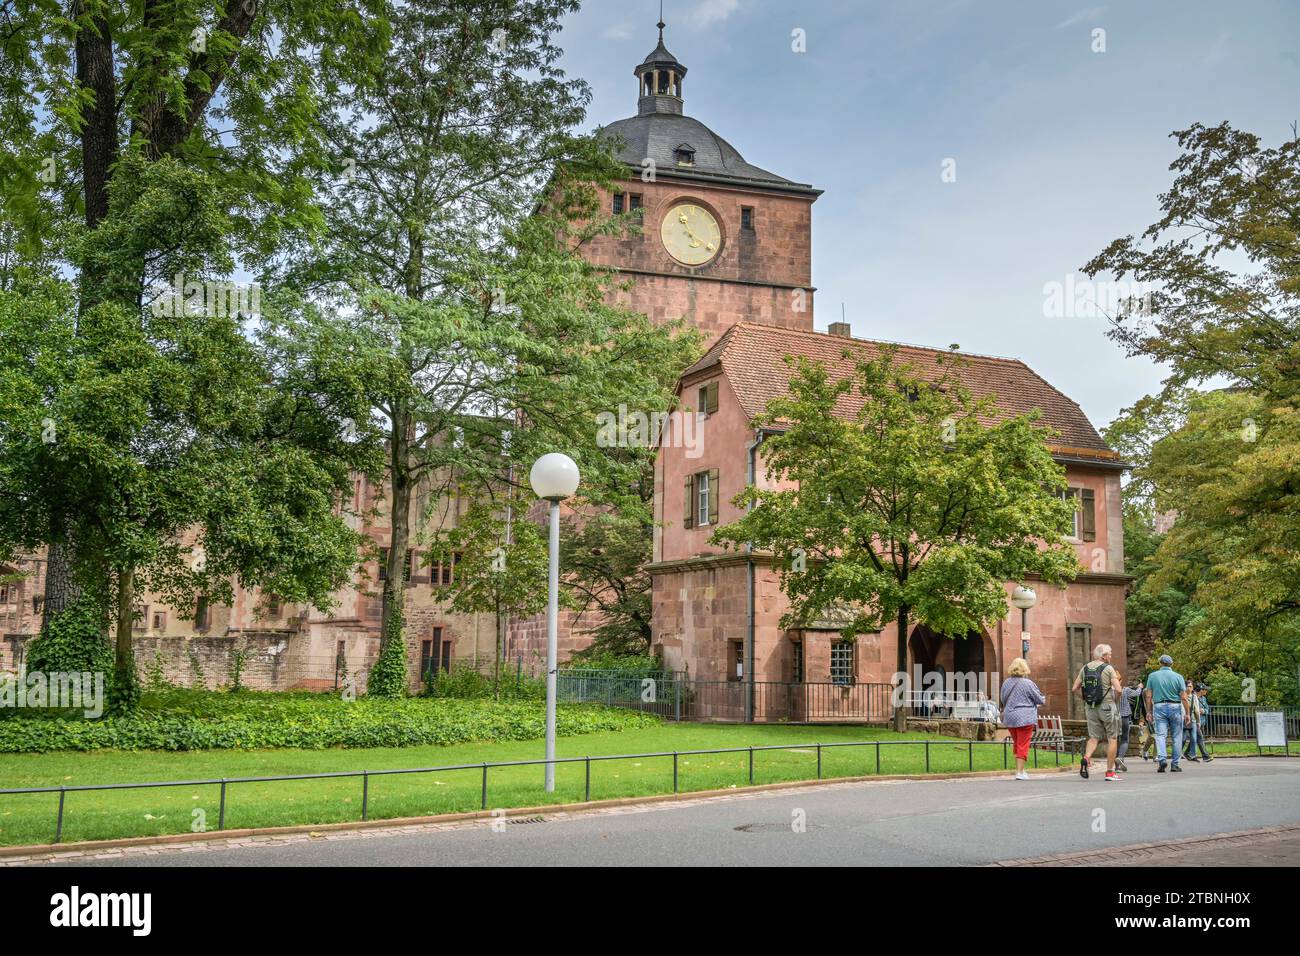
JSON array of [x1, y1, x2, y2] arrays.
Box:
[[828, 321, 851, 338]]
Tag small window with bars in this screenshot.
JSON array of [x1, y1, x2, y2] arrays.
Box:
[[830, 640, 855, 685], [741, 206, 754, 232]]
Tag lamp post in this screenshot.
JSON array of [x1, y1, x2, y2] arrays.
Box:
[[529, 452, 580, 792], [1011, 585, 1037, 660]]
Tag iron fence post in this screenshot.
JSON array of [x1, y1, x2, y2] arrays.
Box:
[[876, 741, 880, 774], [1033, 746, 1039, 769], [481, 763, 489, 809], [672, 752, 678, 792], [748, 746, 754, 784], [968, 740, 973, 771], [925, 740, 930, 773], [362, 771, 369, 821], [219, 778, 227, 830], [674, 677, 681, 722], [1003, 740, 1008, 769], [585, 756, 591, 801], [55, 786, 65, 843], [816, 744, 822, 779]]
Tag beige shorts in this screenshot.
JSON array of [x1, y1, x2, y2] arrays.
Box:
[[1086, 701, 1121, 740]]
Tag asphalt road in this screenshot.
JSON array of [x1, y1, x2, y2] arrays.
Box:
[[42, 757, 1300, 866]]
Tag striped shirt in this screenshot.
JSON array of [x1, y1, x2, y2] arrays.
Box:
[[999, 676, 1046, 729]]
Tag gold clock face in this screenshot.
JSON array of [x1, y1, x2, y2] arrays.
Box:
[[661, 202, 722, 266]]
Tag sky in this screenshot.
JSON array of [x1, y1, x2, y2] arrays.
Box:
[[553, 0, 1299, 432]]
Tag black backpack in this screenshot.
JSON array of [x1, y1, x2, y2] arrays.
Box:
[[1081, 662, 1108, 707]]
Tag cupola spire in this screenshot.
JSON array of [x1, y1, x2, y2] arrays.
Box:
[[634, 14, 686, 116]]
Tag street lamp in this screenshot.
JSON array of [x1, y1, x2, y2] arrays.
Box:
[[530, 452, 580, 792], [1011, 585, 1037, 659]]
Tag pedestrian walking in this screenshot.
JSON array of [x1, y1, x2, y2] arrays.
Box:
[[999, 658, 1046, 781], [1117, 677, 1143, 772], [1144, 654, 1190, 773], [1072, 643, 1123, 781], [1184, 682, 1214, 761]]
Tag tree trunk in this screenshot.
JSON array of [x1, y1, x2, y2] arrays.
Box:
[[40, 533, 84, 638], [380, 407, 412, 653], [893, 603, 910, 732], [43, 9, 119, 631], [113, 565, 138, 710]]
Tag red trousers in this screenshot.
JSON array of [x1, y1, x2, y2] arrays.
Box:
[[1009, 725, 1034, 760]]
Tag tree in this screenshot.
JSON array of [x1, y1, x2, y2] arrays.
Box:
[[0, 167, 376, 707], [277, 1, 698, 694], [561, 463, 658, 660], [1, 0, 389, 647], [1086, 123, 1300, 701], [712, 348, 1079, 730]]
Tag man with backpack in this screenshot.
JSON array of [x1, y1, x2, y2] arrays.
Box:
[[1071, 643, 1124, 782]]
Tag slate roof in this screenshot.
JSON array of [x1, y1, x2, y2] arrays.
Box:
[[683, 323, 1118, 459], [599, 113, 820, 196]]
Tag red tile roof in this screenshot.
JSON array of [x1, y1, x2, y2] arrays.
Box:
[[683, 323, 1116, 457]]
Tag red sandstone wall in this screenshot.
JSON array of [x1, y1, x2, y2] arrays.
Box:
[[585, 178, 817, 344]]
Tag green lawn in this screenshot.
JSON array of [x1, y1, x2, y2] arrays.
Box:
[[0, 722, 1074, 846]]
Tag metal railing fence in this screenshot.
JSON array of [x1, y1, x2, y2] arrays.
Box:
[[0, 736, 1084, 845], [1202, 706, 1300, 740]]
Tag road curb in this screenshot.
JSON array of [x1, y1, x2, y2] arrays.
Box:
[[989, 822, 1300, 866], [0, 763, 1074, 859]]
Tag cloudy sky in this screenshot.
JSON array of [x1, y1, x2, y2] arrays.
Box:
[[554, 0, 1298, 432]]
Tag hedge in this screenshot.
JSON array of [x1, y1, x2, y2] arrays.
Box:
[[0, 690, 659, 753]]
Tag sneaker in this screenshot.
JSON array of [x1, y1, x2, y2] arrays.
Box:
[[1016, 771, 1031, 781], [1204, 756, 1214, 762], [1116, 759, 1128, 772], [1187, 757, 1200, 762], [1079, 757, 1089, 779], [1105, 772, 1121, 782], [1158, 760, 1167, 773], [1171, 764, 1183, 773]]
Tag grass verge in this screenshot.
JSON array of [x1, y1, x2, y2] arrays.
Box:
[[0, 723, 1073, 846]]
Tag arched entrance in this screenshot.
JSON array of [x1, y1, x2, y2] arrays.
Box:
[[909, 626, 997, 714]]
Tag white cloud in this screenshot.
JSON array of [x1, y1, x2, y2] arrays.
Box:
[[1055, 6, 1106, 29], [689, 0, 742, 29]]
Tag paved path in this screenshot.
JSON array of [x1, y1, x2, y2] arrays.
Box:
[[11, 757, 1300, 867]]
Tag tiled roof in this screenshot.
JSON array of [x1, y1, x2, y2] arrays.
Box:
[[683, 323, 1115, 457]]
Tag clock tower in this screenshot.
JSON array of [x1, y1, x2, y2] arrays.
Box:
[[586, 21, 822, 344]]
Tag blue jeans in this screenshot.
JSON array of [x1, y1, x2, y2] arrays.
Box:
[[1153, 702, 1185, 765], [1185, 720, 1211, 758]]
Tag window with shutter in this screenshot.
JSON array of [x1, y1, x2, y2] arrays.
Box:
[[1081, 488, 1096, 542], [706, 381, 719, 415], [683, 474, 694, 529], [707, 468, 720, 525]]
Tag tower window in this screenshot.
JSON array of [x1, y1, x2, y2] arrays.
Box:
[[612, 192, 625, 214], [741, 206, 755, 232], [629, 193, 642, 211], [674, 143, 695, 166]]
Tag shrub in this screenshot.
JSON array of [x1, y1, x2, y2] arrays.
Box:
[[21, 599, 113, 679], [0, 688, 659, 753]]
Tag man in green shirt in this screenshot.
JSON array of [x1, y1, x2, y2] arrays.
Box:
[[1143, 655, 1190, 773]]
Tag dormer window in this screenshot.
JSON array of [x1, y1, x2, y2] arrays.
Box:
[[674, 143, 696, 166]]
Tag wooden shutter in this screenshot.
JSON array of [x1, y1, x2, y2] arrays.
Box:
[[1080, 488, 1096, 541], [705, 381, 719, 415], [708, 468, 720, 525], [683, 474, 694, 529]]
